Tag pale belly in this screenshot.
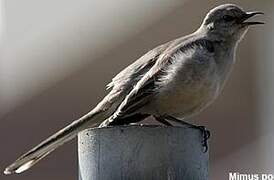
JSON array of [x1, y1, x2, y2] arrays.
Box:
[[148, 75, 220, 119], [142, 46, 233, 119]]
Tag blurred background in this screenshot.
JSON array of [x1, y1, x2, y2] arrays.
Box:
[[0, 0, 273, 179]]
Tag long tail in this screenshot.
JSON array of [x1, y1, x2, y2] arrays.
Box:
[[4, 108, 107, 174]]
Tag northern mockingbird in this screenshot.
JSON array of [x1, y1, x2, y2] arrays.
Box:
[[4, 4, 264, 174]]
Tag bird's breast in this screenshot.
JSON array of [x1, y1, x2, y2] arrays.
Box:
[[150, 58, 221, 118], [155, 79, 220, 118]]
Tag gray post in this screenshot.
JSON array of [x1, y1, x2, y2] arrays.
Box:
[[78, 125, 208, 180]]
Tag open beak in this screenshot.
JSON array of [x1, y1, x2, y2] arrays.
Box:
[[241, 11, 264, 25]]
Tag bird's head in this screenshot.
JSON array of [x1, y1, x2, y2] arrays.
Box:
[[199, 4, 264, 42]]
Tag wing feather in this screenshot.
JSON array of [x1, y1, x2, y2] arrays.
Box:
[[109, 37, 215, 121]]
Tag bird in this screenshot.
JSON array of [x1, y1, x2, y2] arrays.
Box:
[[4, 4, 264, 175]]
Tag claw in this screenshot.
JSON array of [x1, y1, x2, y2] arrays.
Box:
[[162, 115, 211, 153], [197, 126, 210, 153]]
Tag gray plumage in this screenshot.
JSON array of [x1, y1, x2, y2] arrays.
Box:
[[4, 4, 264, 174]]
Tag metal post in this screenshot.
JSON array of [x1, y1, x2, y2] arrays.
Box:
[[78, 125, 208, 180]]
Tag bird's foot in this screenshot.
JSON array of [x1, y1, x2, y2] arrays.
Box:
[[154, 116, 174, 126], [193, 126, 210, 153], [163, 115, 210, 153]]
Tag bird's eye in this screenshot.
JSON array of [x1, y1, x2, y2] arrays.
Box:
[[223, 15, 234, 21]]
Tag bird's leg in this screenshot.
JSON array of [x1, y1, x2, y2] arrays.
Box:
[[154, 116, 173, 126], [164, 115, 210, 153]]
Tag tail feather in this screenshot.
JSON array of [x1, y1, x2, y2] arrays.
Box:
[[4, 109, 105, 174]]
